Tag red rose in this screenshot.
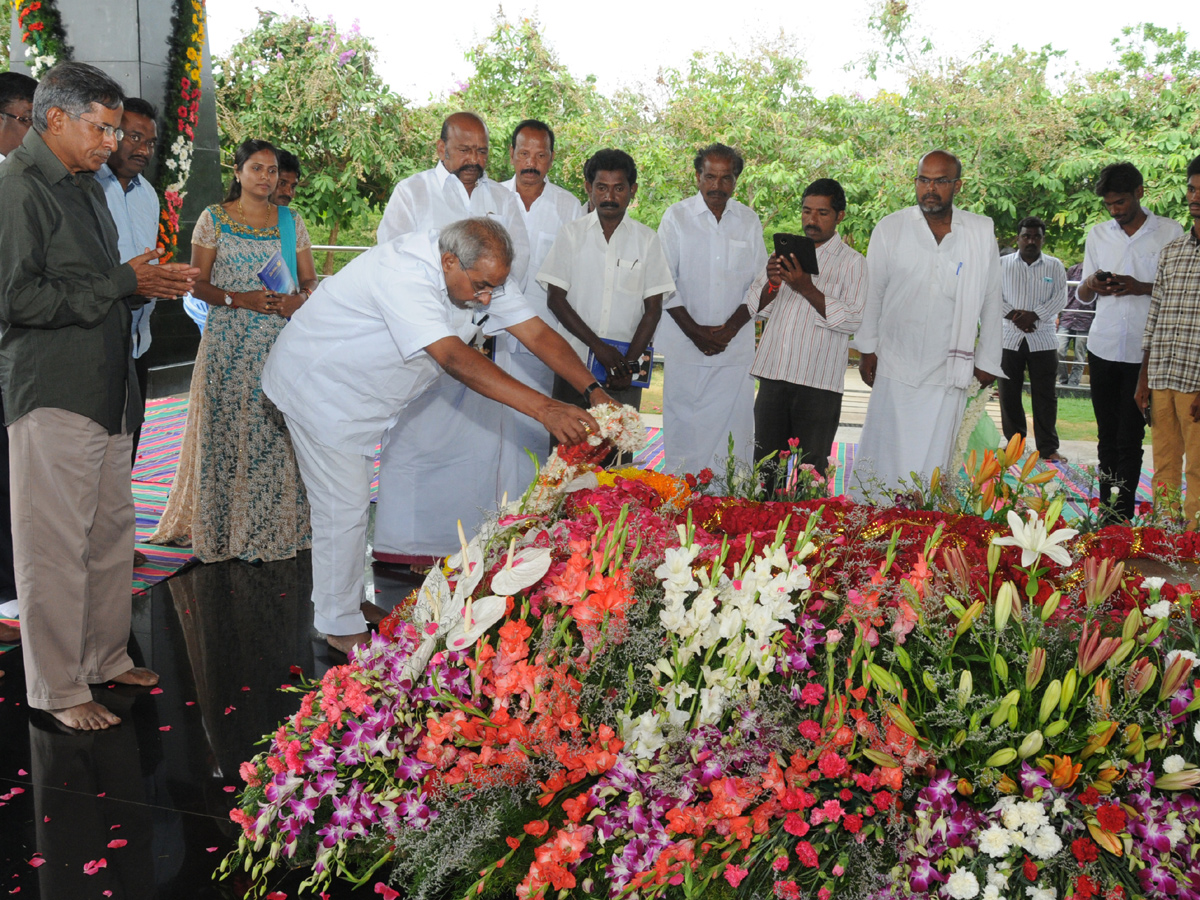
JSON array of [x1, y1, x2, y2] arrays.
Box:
[[1096, 803, 1126, 833]]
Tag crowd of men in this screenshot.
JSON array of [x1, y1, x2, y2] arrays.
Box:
[[1, 60, 1198, 731]]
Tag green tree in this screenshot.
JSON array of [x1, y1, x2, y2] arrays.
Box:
[[214, 13, 415, 269]]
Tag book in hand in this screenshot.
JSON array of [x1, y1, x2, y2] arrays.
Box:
[[586, 338, 653, 389], [771, 232, 820, 276], [257, 251, 296, 294]]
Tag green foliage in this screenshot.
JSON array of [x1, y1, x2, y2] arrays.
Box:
[[214, 8, 1200, 260], [214, 12, 415, 237]]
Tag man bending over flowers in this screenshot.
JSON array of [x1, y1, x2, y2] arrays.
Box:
[[262, 217, 615, 654]]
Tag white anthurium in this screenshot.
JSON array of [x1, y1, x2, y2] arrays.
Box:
[[563, 470, 600, 494], [447, 521, 487, 611], [443, 595, 508, 652], [412, 565, 451, 629], [490, 544, 553, 596], [991, 510, 1078, 568]]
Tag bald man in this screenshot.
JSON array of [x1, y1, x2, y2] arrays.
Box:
[[852, 150, 1004, 501], [373, 112, 533, 568]]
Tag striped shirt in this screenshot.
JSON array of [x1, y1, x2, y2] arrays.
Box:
[[747, 232, 867, 393], [1144, 228, 1200, 392], [1000, 251, 1068, 352]]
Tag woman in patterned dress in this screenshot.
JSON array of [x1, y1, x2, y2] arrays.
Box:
[[150, 140, 318, 562]]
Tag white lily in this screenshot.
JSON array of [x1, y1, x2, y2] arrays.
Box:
[[991, 510, 1078, 568]]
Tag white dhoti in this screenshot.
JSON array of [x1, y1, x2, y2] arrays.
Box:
[[663, 360, 755, 477], [494, 337, 553, 499], [285, 416, 375, 636], [851, 374, 965, 503], [373, 371, 504, 559]]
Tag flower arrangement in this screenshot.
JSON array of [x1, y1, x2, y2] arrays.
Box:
[[154, 0, 207, 261], [13, 0, 72, 77], [221, 430, 1200, 899]]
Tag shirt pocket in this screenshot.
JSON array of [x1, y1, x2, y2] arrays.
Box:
[[615, 257, 644, 296], [727, 239, 749, 273]]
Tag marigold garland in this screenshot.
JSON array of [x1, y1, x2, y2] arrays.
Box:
[[154, 0, 206, 261], [13, 0, 72, 77]]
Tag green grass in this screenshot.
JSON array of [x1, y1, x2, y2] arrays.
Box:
[[1021, 394, 1150, 445]]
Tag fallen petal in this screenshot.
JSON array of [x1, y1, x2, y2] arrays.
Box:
[[107, 839, 127, 849]]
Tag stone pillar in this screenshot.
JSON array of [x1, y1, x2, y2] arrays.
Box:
[[9, 0, 221, 391]]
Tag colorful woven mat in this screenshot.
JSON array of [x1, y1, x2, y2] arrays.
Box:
[[0, 617, 17, 655]]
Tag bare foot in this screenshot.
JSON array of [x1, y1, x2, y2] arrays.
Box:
[[325, 631, 371, 655], [110, 667, 160, 687], [360, 602, 387, 626], [50, 700, 121, 730], [0, 622, 20, 643]]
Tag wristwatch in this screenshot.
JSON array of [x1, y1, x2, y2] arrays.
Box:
[[224, 294, 234, 306]]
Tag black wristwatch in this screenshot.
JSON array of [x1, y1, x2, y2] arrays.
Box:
[[583, 381, 602, 406]]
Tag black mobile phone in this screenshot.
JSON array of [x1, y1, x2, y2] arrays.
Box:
[[771, 233, 820, 276], [1095, 270, 1113, 283]]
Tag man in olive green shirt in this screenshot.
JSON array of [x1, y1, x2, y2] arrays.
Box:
[[0, 62, 197, 730]]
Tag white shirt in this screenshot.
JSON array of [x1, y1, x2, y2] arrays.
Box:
[[1080, 209, 1184, 363], [537, 212, 676, 361], [855, 206, 1004, 385], [97, 163, 160, 358], [1000, 251, 1068, 352], [377, 162, 530, 285], [747, 232, 867, 393], [500, 178, 582, 318], [262, 230, 535, 455], [657, 193, 766, 368]]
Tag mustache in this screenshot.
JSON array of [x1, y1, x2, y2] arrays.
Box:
[[455, 164, 484, 176], [598, 201, 620, 209], [521, 167, 542, 176]]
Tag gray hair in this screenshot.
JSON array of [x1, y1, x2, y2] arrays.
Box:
[[32, 62, 124, 135], [438, 217, 515, 269]]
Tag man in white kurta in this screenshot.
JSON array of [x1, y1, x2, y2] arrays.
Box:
[[373, 113, 532, 564], [852, 151, 1003, 502], [497, 119, 583, 493], [262, 219, 610, 652], [539, 150, 675, 418], [657, 144, 766, 476]]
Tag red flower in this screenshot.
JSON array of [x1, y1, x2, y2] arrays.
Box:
[[1071, 836, 1099, 864], [1096, 803, 1126, 833], [798, 720, 822, 740], [723, 864, 748, 887], [794, 840, 819, 868], [698, 468, 714, 485], [523, 819, 549, 837], [1023, 855, 1038, 881], [817, 751, 848, 779], [873, 790, 894, 810], [843, 813, 863, 834], [505, 836, 521, 850], [1076, 874, 1101, 900], [774, 881, 800, 900], [800, 683, 825, 706], [1078, 786, 1100, 806]]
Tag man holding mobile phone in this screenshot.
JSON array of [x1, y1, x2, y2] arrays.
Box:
[[742, 178, 866, 470], [1077, 162, 1183, 523]]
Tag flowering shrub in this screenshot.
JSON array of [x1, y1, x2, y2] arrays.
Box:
[[13, 0, 71, 77], [221, 435, 1200, 899]]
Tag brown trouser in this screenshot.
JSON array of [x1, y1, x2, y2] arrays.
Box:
[[1150, 389, 1200, 528], [10, 408, 135, 710]]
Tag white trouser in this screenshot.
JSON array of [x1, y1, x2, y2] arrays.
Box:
[[285, 416, 376, 636], [663, 359, 755, 477]]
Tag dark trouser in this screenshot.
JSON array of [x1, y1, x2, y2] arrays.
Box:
[[131, 353, 150, 466], [0, 391, 14, 602], [753, 378, 843, 470], [1088, 351, 1145, 522], [551, 376, 642, 465], [998, 341, 1060, 457]]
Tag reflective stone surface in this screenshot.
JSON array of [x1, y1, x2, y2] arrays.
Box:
[[0, 553, 423, 898]]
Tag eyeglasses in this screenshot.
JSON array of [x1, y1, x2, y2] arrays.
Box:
[[469, 280, 505, 300], [0, 110, 32, 127], [916, 176, 958, 187], [63, 110, 123, 142]]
